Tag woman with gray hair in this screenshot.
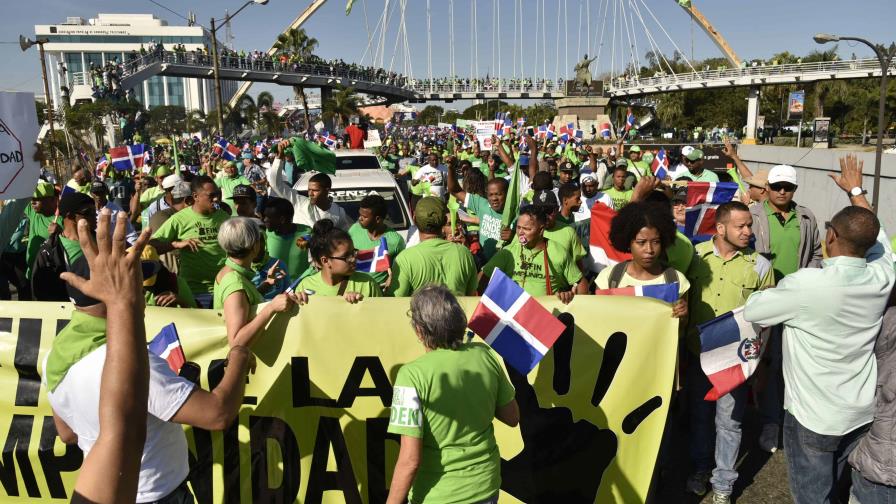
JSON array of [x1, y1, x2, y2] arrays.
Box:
[[213, 217, 297, 346], [386, 284, 519, 504]]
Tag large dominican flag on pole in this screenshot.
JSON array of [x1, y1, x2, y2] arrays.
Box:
[[698, 307, 768, 400], [683, 182, 739, 243], [588, 202, 631, 271], [148, 323, 186, 374], [468, 269, 566, 374]]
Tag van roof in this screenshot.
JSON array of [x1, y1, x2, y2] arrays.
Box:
[[294, 169, 397, 190]]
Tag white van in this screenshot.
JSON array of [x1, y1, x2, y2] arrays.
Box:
[[331, 149, 383, 171], [293, 169, 412, 240]]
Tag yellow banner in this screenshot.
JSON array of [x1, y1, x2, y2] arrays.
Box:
[[0, 296, 676, 503]]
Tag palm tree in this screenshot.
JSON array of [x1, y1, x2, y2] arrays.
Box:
[[184, 109, 206, 135], [259, 110, 281, 135], [321, 85, 361, 130], [656, 93, 685, 126], [256, 91, 274, 116], [273, 28, 319, 132], [234, 95, 257, 131]]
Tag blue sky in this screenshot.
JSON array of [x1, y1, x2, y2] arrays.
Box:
[[2, 0, 894, 105]]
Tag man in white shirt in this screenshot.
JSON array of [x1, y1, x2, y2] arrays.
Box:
[[268, 154, 350, 229], [667, 145, 693, 180], [407, 153, 448, 198], [573, 173, 613, 223]]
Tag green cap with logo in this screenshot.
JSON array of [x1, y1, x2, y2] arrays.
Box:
[[33, 181, 56, 199]]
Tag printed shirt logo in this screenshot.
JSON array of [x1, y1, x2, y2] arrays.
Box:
[[389, 386, 422, 428]]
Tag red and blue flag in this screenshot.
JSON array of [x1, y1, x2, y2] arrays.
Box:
[[213, 139, 240, 161], [683, 182, 739, 242], [355, 237, 390, 273], [594, 282, 680, 303], [109, 144, 146, 171], [600, 122, 612, 139], [699, 307, 768, 400], [651, 148, 669, 179], [148, 323, 186, 374], [468, 269, 566, 374]]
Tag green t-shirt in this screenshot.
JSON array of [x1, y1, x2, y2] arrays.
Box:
[[666, 231, 695, 274], [266, 227, 312, 282], [347, 223, 406, 284], [626, 159, 651, 178], [544, 223, 586, 264], [676, 170, 720, 183], [603, 187, 633, 210], [464, 193, 504, 260], [296, 271, 383, 297], [388, 342, 515, 504], [765, 201, 801, 281], [213, 265, 263, 311], [387, 238, 478, 297], [152, 207, 230, 295], [482, 238, 582, 296], [24, 206, 58, 279], [216, 174, 252, 211], [380, 154, 401, 172], [139, 186, 165, 209]]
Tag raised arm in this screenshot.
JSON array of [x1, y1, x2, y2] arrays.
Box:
[[445, 155, 466, 202], [722, 136, 753, 180], [493, 135, 515, 169]]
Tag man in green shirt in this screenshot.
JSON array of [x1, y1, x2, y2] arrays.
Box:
[[684, 201, 774, 502], [151, 176, 230, 308], [24, 181, 60, 282], [64, 167, 92, 195], [347, 194, 405, 287], [446, 157, 512, 261], [625, 145, 651, 179], [215, 161, 252, 214], [262, 197, 312, 283], [387, 197, 478, 297], [136, 165, 172, 211], [603, 163, 634, 210], [57, 192, 101, 305], [675, 149, 720, 183], [747, 163, 822, 454]]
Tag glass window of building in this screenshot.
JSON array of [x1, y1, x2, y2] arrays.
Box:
[[64, 53, 84, 80], [168, 77, 184, 107], [85, 52, 103, 69], [147, 76, 165, 108]]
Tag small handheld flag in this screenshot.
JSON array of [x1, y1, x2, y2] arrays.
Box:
[[683, 182, 739, 242], [595, 282, 680, 303], [148, 323, 186, 374], [214, 139, 241, 161], [651, 148, 669, 179], [600, 123, 612, 139], [355, 237, 390, 273], [468, 269, 567, 374], [698, 307, 768, 400], [109, 144, 146, 171]]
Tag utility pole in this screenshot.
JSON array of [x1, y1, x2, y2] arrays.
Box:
[[210, 17, 225, 135]]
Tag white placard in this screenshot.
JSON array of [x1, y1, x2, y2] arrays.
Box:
[[473, 120, 495, 150], [363, 128, 382, 149], [0, 92, 41, 199]]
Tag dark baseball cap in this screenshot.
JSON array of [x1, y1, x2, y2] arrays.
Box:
[[89, 181, 108, 194], [559, 161, 575, 172], [232, 184, 255, 200], [59, 193, 95, 218], [532, 189, 559, 209]]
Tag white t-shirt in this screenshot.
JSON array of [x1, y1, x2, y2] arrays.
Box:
[[43, 348, 196, 503], [267, 158, 350, 229], [573, 192, 614, 223], [413, 164, 447, 197]]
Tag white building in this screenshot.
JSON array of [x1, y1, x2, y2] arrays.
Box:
[[35, 13, 236, 112]]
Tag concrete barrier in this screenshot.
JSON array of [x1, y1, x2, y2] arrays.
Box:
[[738, 145, 896, 236]]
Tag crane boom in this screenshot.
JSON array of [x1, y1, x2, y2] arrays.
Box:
[[677, 1, 741, 67], [227, 0, 329, 108]]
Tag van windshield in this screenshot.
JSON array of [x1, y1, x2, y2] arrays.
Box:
[[334, 155, 381, 171], [329, 187, 409, 230]]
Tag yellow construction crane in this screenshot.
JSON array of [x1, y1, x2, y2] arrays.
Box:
[[675, 0, 741, 67]]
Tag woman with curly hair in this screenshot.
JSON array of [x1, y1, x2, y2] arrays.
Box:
[[595, 201, 689, 318]]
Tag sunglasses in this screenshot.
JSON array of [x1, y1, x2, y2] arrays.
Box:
[[768, 183, 797, 193]]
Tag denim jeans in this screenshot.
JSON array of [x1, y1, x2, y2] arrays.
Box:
[[783, 411, 869, 504], [687, 362, 748, 495], [851, 468, 896, 504]]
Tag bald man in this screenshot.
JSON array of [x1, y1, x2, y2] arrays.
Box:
[[744, 154, 895, 504]]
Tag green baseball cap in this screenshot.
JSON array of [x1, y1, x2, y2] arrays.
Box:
[[686, 148, 705, 161], [33, 181, 56, 199], [155, 165, 173, 177], [629, 145, 642, 153], [414, 197, 447, 231]]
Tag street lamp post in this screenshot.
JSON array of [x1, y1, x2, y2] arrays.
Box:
[[19, 35, 60, 178], [815, 33, 896, 214], [208, 0, 269, 135]]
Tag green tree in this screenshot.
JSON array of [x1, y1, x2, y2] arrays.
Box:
[[415, 105, 444, 125], [233, 95, 258, 130], [147, 105, 187, 138], [184, 109, 206, 135], [273, 28, 319, 132], [321, 85, 361, 129], [256, 91, 275, 125]]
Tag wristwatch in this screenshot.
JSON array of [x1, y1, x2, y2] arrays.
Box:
[[849, 187, 867, 197]]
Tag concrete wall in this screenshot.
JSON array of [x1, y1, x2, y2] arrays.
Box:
[[738, 145, 896, 235]]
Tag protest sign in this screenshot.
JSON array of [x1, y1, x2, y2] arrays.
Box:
[[0, 92, 41, 198], [363, 129, 382, 149], [473, 121, 495, 150], [0, 297, 676, 503]]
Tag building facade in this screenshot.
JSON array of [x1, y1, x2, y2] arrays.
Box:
[[35, 13, 237, 113]]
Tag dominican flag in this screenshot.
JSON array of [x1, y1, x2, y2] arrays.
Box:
[[95, 156, 109, 174], [623, 108, 636, 135], [468, 269, 566, 374], [214, 139, 240, 161], [698, 307, 768, 400], [148, 323, 186, 374], [588, 202, 631, 271], [516, 117, 526, 128], [60, 185, 78, 196], [683, 182, 739, 242], [109, 144, 146, 171], [595, 282, 680, 303], [355, 237, 390, 273], [600, 123, 612, 139], [574, 129, 584, 143], [451, 124, 466, 142], [545, 123, 556, 140], [536, 124, 548, 140], [651, 148, 670, 179], [494, 112, 510, 134]]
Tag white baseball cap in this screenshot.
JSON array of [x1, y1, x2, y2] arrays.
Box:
[[681, 145, 695, 157], [767, 164, 798, 186], [161, 174, 182, 190]]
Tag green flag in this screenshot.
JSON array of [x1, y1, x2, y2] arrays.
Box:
[[346, 0, 355, 15], [447, 196, 460, 236], [290, 137, 337, 175], [501, 161, 521, 229], [171, 135, 180, 173]]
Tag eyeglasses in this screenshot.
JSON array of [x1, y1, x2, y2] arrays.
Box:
[[327, 249, 358, 263], [768, 183, 797, 193]]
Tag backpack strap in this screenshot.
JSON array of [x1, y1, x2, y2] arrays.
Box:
[[662, 266, 679, 285], [607, 261, 629, 289]]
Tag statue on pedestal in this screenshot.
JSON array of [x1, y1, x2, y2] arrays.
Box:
[[574, 54, 597, 86]]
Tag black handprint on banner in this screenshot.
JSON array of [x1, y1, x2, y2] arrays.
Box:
[[500, 313, 663, 504]]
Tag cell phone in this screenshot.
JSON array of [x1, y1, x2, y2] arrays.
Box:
[[527, 127, 535, 137], [178, 362, 201, 386]]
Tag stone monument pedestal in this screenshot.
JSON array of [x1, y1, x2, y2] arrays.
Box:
[[554, 96, 615, 140]]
